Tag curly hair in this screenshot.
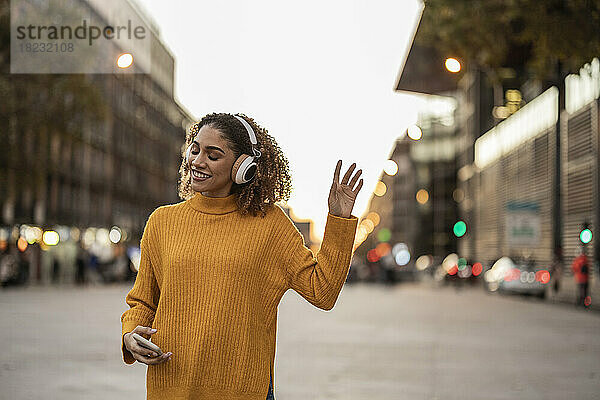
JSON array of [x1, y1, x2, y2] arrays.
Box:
[[177, 112, 293, 218]]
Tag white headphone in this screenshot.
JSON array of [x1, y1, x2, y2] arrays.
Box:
[[186, 114, 262, 184]]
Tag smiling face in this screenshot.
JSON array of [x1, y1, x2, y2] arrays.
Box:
[[188, 124, 237, 197]]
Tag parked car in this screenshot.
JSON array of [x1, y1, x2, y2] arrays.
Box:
[[432, 253, 481, 286], [492, 257, 551, 299]]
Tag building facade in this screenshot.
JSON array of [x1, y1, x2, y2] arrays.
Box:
[[0, 0, 194, 284]]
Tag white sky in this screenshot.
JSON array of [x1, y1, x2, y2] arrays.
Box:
[[138, 0, 425, 242]]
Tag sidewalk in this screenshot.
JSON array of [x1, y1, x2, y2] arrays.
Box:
[[546, 271, 598, 312]]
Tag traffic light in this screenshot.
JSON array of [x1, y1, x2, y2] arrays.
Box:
[[453, 221, 467, 238], [580, 222, 592, 245]]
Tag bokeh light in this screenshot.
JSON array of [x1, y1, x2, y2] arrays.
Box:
[[117, 53, 134, 68], [407, 125, 422, 140], [96, 228, 110, 245], [376, 242, 392, 257], [109, 226, 122, 244], [452, 188, 464, 203], [458, 265, 472, 278], [83, 228, 96, 248], [392, 243, 410, 266], [395, 249, 410, 266], [416, 189, 429, 204], [472, 262, 483, 276], [416, 255, 433, 270], [42, 230, 60, 246], [453, 221, 467, 237], [70, 227, 81, 242], [361, 219, 375, 234], [442, 253, 459, 272], [445, 57, 461, 73], [580, 228, 592, 244], [377, 228, 391, 242], [17, 237, 28, 252], [367, 248, 381, 263], [384, 159, 399, 176], [536, 270, 551, 284], [374, 181, 387, 196], [366, 212, 380, 226]]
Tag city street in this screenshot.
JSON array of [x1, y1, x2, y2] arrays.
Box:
[[1, 281, 599, 400], [2, 1, 599, 399]]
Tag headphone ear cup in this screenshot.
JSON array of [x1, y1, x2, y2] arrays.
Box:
[[185, 145, 192, 165], [231, 154, 257, 184], [231, 154, 248, 184]]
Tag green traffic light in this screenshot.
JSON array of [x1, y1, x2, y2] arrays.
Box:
[[580, 228, 592, 244], [453, 221, 467, 237]]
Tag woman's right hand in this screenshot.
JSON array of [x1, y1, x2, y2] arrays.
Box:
[[123, 325, 172, 365]]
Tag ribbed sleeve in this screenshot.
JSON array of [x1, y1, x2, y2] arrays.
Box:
[[121, 209, 161, 364], [276, 208, 358, 310]]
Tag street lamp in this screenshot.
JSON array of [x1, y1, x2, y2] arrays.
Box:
[[117, 53, 134, 69], [445, 57, 461, 73]]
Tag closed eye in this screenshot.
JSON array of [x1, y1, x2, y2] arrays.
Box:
[[191, 148, 219, 161]]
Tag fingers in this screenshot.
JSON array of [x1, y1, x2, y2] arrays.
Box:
[[133, 325, 156, 336], [348, 168, 362, 189], [133, 351, 172, 365], [127, 325, 170, 365], [128, 341, 160, 358], [333, 160, 341, 184], [353, 177, 363, 194], [341, 162, 356, 185], [336, 160, 362, 190]]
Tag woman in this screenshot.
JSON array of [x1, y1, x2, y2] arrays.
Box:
[[121, 112, 363, 399]]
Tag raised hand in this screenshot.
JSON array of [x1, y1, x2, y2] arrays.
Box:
[[328, 160, 363, 218]]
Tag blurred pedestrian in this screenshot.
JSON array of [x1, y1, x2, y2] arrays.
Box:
[[0, 242, 19, 287], [87, 251, 101, 284], [367, 260, 379, 282], [51, 258, 60, 284], [113, 245, 131, 282], [75, 243, 87, 286], [571, 247, 589, 307], [16, 247, 30, 285], [0, 239, 29, 287], [120, 113, 362, 399], [381, 253, 396, 285], [124, 246, 137, 282]]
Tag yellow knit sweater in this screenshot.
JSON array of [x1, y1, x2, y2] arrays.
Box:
[[120, 191, 358, 399]]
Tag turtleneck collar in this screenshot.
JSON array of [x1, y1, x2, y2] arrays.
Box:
[[186, 191, 240, 215]]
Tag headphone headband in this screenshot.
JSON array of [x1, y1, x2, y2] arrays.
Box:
[[232, 115, 257, 145], [233, 115, 261, 158]]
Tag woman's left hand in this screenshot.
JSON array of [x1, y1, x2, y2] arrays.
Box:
[[328, 160, 363, 218]]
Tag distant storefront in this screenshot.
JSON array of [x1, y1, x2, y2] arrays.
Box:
[[474, 87, 557, 269]]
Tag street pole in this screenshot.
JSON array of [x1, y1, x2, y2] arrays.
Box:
[[553, 59, 565, 267]]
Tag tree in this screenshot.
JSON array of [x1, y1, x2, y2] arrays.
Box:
[[0, 1, 107, 224], [417, 0, 600, 83]]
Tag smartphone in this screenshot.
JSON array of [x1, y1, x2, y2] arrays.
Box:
[[131, 333, 163, 356]]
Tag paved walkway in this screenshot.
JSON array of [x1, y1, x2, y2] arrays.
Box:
[[0, 282, 599, 399]]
